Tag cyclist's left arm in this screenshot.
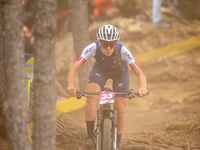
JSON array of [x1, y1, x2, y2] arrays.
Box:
[[132, 67, 148, 97], [121, 46, 148, 97]]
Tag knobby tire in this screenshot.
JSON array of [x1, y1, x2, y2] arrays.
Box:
[[102, 118, 111, 150]]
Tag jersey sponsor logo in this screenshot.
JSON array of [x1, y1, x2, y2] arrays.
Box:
[[118, 83, 123, 86], [123, 51, 133, 60], [83, 47, 93, 56], [130, 62, 138, 69], [113, 56, 117, 64], [95, 73, 100, 76], [77, 57, 86, 64]]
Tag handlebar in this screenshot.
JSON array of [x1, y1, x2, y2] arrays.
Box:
[[76, 90, 149, 99]]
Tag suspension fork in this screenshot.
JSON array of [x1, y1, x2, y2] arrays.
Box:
[[96, 109, 102, 150], [112, 110, 117, 150]]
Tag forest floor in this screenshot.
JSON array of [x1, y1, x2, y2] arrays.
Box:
[[55, 7, 200, 150]]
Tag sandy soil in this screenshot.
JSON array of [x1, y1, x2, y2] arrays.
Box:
[[62, 49, 200, 150], [55, 7, 200, 150]]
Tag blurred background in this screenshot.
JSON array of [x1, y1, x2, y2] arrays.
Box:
[[1, 0, 200, 149]]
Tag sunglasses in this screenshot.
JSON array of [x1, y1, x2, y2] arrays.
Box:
[[101, 41, 117, 49]]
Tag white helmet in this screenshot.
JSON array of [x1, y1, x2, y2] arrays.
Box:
[[97, 24, 120, 42]]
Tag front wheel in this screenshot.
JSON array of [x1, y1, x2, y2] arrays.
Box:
[[102, 118, 111, 150]]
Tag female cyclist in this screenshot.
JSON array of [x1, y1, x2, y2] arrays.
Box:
[[67, 24, 148, 150]]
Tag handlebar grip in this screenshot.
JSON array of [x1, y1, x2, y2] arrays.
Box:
[[133, 91, 149, 97], [76, 90, 82, 99], [138, 91, 149, 95], [134, 91, 140, 96], [76, 90, 81, 94]]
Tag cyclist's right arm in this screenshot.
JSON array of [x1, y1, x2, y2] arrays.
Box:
[[66, 42, 97, 96], [67, 61, 83, 96]]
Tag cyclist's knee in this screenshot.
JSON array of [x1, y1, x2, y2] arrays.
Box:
[[86, 97, 97, 106], [87, 83, 101, 92], [117, 111, 125, 120]]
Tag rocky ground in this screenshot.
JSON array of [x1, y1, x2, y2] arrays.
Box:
[[55, 5, 200, 150], [58, 48, 200, 150]]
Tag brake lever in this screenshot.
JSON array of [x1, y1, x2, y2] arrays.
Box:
[[127, 92, 140, 99], [125, 89, 134, 100], [128, 91, 149, 99], [76, 94, 82, 99], [76, 90, 87, 99], [76, 90, 83, 99]]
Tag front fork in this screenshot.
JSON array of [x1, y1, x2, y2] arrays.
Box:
[[112, 110, 117, 150], [96, 109, 101, 150], [95, 109, 118, 150]]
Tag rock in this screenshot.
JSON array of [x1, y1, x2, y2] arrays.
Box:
[[111, 0, 152, 17], [127, 22, 143, 33], [117, 18, 136, 29], [106, 7, 121, 18], [179, 0, 200, 20]]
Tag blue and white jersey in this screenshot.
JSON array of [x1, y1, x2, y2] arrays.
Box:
[[77, 41, 138, 70]]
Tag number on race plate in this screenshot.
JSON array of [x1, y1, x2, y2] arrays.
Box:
[[100, 92, 115, 104]]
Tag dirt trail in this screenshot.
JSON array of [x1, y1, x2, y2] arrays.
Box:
[[119, 48, 200, 149], [56, 8, 200, 149], [65, 48, 200, 150]]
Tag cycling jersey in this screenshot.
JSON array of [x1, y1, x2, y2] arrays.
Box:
[[77, 41, 138, 93], [77, 41, 138, 70]]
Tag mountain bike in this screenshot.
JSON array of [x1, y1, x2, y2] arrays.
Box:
[[76, 88, 148, 150]]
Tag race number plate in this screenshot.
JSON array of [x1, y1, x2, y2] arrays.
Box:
[[100, 92, 115, 104]]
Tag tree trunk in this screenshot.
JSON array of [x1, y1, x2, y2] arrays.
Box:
[[32, 0, 57, 150], [68, 0, 91, 91], [1, 0, 31, 150], [0, 0, 6, 140]]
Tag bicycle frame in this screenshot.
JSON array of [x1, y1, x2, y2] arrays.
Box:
[[76, 89, 147, 150]]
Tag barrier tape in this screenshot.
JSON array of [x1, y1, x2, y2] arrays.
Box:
[[27, 78, 30, 108], [134, 34, 200, 66], [29, 96, 86, 137]]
